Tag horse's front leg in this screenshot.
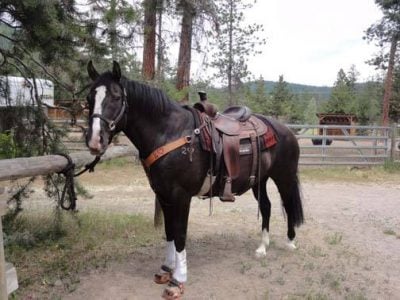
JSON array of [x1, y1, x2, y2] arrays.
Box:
[[161, 196, 191, 300], [154, 195, 176, 285]]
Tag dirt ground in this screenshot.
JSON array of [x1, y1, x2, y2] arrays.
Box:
[[25, 163, 400, 299]]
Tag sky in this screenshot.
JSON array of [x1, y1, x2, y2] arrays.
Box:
[[240, 0, 384, 86]]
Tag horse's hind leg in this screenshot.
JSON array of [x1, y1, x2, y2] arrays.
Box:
[[274, 175, 304, 249], [252, 178, 271, 258]]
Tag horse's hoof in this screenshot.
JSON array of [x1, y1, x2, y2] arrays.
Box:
[[154, 272, 172, 284], [255, 246, 267, 258], [154, 265, 173, 284], [287, 240, 297, 250], [162, 278, 184, 300]]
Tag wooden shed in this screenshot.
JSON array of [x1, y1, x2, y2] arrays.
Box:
[[317, 113, 358, 135]]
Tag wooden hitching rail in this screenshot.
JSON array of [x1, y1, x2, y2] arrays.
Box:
[[0, 145, 135, 299]]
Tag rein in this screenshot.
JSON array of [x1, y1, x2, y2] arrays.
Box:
[[56, 154, 101, 211]]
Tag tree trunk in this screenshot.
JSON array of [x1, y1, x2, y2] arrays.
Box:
[[382, 37, 398, 126], [227, 0, 234, 106], [142, 0, 157, 81], [156, 1, 165, 81], [176, 1, 195, 103]]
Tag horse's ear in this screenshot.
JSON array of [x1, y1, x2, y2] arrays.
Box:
[[87, 61, 99, 81], [112, 61, 121, 81]]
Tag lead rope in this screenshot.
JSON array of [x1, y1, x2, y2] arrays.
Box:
[[56, 154, 101, 210]]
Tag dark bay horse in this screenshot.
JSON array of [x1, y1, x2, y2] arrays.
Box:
[[85, 61, 304, 299]]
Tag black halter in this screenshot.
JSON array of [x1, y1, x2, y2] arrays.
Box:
[[90, 87, 128, 132]]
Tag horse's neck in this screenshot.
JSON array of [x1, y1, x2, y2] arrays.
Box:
[[122, 84, 193, 159]]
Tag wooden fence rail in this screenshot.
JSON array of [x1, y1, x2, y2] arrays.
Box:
[[0, 145, 136, 299]]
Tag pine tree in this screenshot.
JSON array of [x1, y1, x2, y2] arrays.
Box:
[[365, 0, 400, 125], [88, 0, 138, 62], [324, 68, 356, 114], [356, 81, 383, 124], [247, 76, 271, 115], [270, 75, 293, 119], [210, 0, 265, 106], [304, 97, 319, 125]]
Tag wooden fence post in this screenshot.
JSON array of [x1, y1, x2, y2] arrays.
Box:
[[390, 124, 397, 161], [1, 186, 18, 299], [0, 187, 8, 299]]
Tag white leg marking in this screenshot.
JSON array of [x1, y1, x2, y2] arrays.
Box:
[[255, 229, 270, 258], [88, 85, 106, 150], [287, 239, 297, 250], [173, 250, 187, 283], [160, 241, 176, 272]]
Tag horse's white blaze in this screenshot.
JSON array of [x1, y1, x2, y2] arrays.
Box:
[[255, 229, 270, 258], [88, 85, 107, 150], [173, 250, 187, 283], [161, 241, 176, 271]]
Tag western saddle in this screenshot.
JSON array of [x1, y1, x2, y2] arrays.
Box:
[[192, 92, 276, 202]]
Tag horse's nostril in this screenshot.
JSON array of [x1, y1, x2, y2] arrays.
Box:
[[99, 135, 103, 144]]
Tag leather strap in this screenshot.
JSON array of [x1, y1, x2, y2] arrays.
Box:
[[249, 133, 258, 187], [143, 136, 192, 168]]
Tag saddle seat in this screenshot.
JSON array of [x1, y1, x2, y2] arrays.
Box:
[[222, 105, 252, 122]]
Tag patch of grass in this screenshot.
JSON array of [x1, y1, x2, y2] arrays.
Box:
[[303, 262, 315, 271], [383, 160, 400, 173], [309, 246, 327, 258], [383, 229, 397, 236], [299, 165, 400, 183], [324, 232, 343, 245], [238, 261, 252, 274], [100, 157, 135, 169], [345, 291, 368, 300], [321, 272, 342, 292], [4, 210, 160, 296], [287, 291, 329, 300], [275, 276, 285, 285]]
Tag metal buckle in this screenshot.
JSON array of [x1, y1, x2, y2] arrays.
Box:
[[109, 121, 116, 131]]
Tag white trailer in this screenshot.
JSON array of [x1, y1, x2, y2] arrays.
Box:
[[0, 76, 54, 107]]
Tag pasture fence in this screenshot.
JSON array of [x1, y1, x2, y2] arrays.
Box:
[[287, 124, 400, 166]]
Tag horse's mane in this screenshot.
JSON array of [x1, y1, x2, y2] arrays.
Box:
[[120, 76, 180, 117]]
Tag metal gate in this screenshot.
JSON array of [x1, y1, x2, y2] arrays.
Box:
[[287, 124, 400, 166]]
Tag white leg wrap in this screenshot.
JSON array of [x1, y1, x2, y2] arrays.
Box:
[[255, 229, 270, 258], [287, 239, 297, 250], [173, 250, 187, 283], [161, 241, 176, 271]]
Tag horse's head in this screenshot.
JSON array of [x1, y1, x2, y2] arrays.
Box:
[[85, 61, 127, 156]]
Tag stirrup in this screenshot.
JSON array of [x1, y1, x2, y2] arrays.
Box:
[[220, 177, 235, 202]]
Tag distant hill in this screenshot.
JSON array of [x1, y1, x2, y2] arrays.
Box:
[[261, 80, 332, 99]]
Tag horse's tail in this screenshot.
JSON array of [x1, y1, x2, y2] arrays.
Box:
[[284, 173, 304, 227]]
